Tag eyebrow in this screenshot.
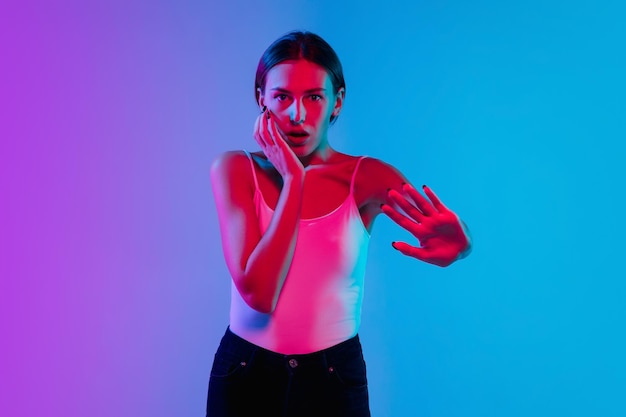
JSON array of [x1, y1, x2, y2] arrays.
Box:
[[270, 87, 327, 93]]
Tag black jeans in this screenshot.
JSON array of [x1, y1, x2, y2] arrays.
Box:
[[206, 327, 371, 417]]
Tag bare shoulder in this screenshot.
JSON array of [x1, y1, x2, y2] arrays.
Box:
[[210, 150, 259, 216], [210, 150, 251, 179], [211, 151, 250, 175], [359, 156, 408, 186], [355, 156, 409, 205], [210, 150, 257, 204], [359, 156, 401, 174]]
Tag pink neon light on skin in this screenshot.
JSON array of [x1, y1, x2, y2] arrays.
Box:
[[211, 59, 472, 328], [258, 59, 342, 162]]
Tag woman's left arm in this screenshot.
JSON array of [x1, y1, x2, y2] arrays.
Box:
[[360, 158, 472, 267]]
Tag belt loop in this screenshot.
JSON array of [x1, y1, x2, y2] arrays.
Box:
[[321, 349, 332, 375]]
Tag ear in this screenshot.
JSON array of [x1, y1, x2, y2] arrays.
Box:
[[331, 87, 345, 117], [256, 87, 265, 109]]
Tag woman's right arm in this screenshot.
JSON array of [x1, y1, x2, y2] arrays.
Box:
[[210, 112, 305, 314]]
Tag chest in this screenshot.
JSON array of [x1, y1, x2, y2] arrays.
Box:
[[251, 156, 380, 231], [256, 166, 354, 218]]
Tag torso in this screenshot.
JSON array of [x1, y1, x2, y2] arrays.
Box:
[[231, 150, 373, 354]]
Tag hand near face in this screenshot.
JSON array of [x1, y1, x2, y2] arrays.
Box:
[[381, 184, 471, 267], [253, 108, 305, 180]]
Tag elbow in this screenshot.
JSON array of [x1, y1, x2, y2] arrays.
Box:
[[231, 265, 282, 314], [247, 295, 276, 314], [244, 295, 277, 314], [236, 282, 277, 314]]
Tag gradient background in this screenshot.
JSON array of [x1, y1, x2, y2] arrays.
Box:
[[2, 0, 625, 416]]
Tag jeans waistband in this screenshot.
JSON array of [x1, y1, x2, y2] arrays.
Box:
[[219, 327, 363, 369]]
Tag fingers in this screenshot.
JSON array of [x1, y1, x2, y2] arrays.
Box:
[[261, 110, 274, 146], [254, 108, 280, 150], [381, 203, 422, 236], [267, 111, 287, 149], [402, 183, 437, 216], [253, 112, 269, 149], [387, 188, 425, 222], [422, 185, 448, 212], [258, 109, 288, 150]]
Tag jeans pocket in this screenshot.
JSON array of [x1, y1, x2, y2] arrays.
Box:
[[210, 348, 252, 379], [329, 354, 368, 389]]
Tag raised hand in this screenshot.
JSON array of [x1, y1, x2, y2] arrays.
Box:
[[253, 107, 305, 181], [381, 183, 471, 267]]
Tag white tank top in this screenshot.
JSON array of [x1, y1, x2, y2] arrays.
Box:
[[229, 152, 371, 354]]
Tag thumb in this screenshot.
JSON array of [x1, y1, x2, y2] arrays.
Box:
[[392, 241, 453, 267], [391, 241, 429, 261]]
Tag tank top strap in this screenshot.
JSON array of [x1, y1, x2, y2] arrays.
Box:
[[243, 150, 260, 190], [349, 156, 368, 195]]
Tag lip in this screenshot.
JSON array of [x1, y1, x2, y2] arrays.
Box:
[[285, 131, 310, 146]]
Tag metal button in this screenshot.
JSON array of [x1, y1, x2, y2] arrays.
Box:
[[288, 358, 298, 368]]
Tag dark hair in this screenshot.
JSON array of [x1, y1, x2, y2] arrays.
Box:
[[255, 31, 345, 124]]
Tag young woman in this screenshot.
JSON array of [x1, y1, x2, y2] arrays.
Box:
[[207, 31, 472, 417]]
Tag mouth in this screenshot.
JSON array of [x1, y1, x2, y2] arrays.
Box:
[[285, 131, 310, 146]]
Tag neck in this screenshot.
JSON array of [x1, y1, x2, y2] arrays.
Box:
[[298, 142, 336, 167]]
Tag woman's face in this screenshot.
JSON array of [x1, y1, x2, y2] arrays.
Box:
[[258, 59, 344, 157]]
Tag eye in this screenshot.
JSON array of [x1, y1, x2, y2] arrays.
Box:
[[309, 94, 323, 101], [274, 94, 288, 101]]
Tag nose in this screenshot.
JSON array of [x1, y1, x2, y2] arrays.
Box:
[[289, 99, 306, 125]]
